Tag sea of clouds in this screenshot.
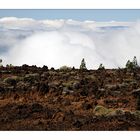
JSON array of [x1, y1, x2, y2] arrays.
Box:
[[0, 17, 140, 69]]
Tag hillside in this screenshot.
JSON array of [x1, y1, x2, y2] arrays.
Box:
[[0, 65, 140, 130]]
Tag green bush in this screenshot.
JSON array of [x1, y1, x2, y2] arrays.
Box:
[[80, 58, 87, 70], [94, 105, 112, 116], [0, 59, 3, 67], [98, 63, 105, 70], [126, 56, 139, 70], [6, 64, 14, 68]]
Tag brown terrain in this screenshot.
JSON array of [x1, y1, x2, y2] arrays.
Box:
[[0, 65, 140, 130]]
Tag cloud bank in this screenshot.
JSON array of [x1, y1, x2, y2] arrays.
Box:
[[0, 17, 140, 69]]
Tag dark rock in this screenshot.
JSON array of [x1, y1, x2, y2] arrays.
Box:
[[16, 81, 30, 92], [105, 84, 119, 91], [98, 88, 105, 92], [73, 120, 83, 128], [96, 88, 105, 99], [104, 99, 117, 104], [132, 88, 140, 97], [80, 90, 88, 96], [62, 99, 71, 106], [48, 82, 60, 93], [38, 82, 49, 94], [41, 72, 49, 79], [80, 79, 86, 85], [110, 91, 121, 97], [73, 81, 80, 89], [62, 87, 74, 95], [118, 83, 129, 89], [136, 74, 140, 80], [6, 86, 15, 92], [83, 103, 92, 110], [16, 104, 28, 110], [4, 76, 19, 86], [62, 87, 69, 94], [50, 67, 55, 71], [45, 108, 56, 119], [123, 78, 134, 83], [31, 103, 44, 113], [24, 73, 40, 83], [15, 104, 30, 120], [115, 109, 125, 116], [0, 85, 5, 93], [22, 64, 29, 69], [136, 97, 140, 110], [42, 65, 48, 71]]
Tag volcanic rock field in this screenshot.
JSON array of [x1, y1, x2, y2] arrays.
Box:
[[0, 65, 140, 130]]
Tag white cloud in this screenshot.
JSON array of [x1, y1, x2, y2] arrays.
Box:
[[0, 17, 140, 69]]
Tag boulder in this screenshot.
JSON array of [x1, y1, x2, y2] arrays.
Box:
[[73, 81, 80, 89], [82, 103, 92, 110], [62, 87, 74, 95], [48, 82, 60, 93], [110, 91, 121, 97], [132, 88, 140, 97], [73, 120, 83, 128], [105, 84, 119, 91], [135, 74, 140, 80], [16, 81, 30, 92], [4, 76, 21, 86], [62, 99, 71, 106], [38, 82, 49, 94], [118, 83, 129, 89], [41, 72, 49, 79], [80, 89, 88, 96], [132, 111, 140, 118], [0, 82, 7, 93], [42, 65, 48, 71], [31, 103, 44, 113], [24, 73, 40, 83], [123, 78, 134, 83]]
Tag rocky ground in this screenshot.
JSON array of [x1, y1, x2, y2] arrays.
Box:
[[0, 65, 140, 130]]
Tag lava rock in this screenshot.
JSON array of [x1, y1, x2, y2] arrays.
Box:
[[24, 73, 40, 83], [62, 87, 74, 95], [4, 76, 20, 86], [132, 88, 140, 97], [73, 81, 80, 89], [105, 84, 119, 91], [82, 103, 92, 110], [38, 82, 49, 94], [31, 103, 44, 113]]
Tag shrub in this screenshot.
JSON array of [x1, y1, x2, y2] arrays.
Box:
[[80, 58, 87, 70], [59, 65, 72, 71], [0, 59, 2, 67], [132, 110, 140, 118], [50, 67, 55, 71], [126, 60, 133, 69], [94, 105, 112, 116], [98, 63, 105, 70], [6, 64, 14, 68], [132, 56, 138, 67], [126, 56, 139, 70]]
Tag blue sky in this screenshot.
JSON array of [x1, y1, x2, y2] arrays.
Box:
[[0, 9, 140, 21]]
